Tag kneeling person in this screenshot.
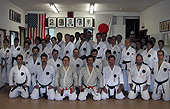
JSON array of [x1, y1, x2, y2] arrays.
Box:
[[9, 54, 31, 99], [101, 55, 125, 100]]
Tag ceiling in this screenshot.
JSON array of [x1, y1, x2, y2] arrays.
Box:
[[7, 0, 163, 13]]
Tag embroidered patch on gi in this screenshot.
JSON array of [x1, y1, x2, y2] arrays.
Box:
[[127, 52, 130, 55], [37, 62, 40, 65], [66, 51, 69, 54], [148, 54, 151, 58], [114, 74, 117, 78], [57, 64, 60, 67], [46, 72, 49, 75], [142, 70, 146, 73], [6, 50, 9, 53], [21, 72, 24, 76], [83, 48, 86, 51], [97, 47, 100, 50], [17, 48, 20, 51], [27, 52, 29, 55], [164, 68, 167, 72], [113, 51, 116, 54], [76, 64, 80, 67], [96, 65, 99, 68]]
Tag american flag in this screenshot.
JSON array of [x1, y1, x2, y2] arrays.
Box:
[[27, 13, 46, 43]]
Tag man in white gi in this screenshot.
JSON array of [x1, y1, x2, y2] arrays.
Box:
[[93, 33, 107, 60], [0, 39, 12, 90], [150, 37, 159, 51], [69, 49, 83, 75], [101, 55, 125, 100], [31, 53, 55, 100], [39, 39, 51, 59], [45, 34, 52, 49], [86, 31, 95, 50], [102, 32, 109, 46], [116, 34, 125, 51], [55, 56, 78, 101], [102, 50, 111, 68], [158, 40, 169, 62], [128, 54, 151, 100], [120, 39, 136, 91], [57, 32, 65, 57], [21, 41, 32, 64], [10, 37, 23, 67], [9, 54, 31, 98], [62, 34, 75, 58], [78, 55, 103, 101], [47, 49, 62, 72], [49, 37, 61, 59], [75, 32, 81, 49], [152, 50, 170, 101]]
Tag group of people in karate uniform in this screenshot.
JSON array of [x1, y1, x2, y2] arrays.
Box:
[[0, 31, 170, 101]]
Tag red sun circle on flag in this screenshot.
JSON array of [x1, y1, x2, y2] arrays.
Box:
[[98, 23, 109, 33]]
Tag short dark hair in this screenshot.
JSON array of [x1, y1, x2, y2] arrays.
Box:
[[65, 34, 70, 37], [73, 48, 79, 53], [24, 41, 30, 46], [157, 50, 164, 56], [136, 40, 143, 49], [80, 33, 85, 37], [17, 54, 23, 60], [108, 55, 115, 60], [91, 49, 98, 55], [57, 32, 63, 37], [158, 40, 164, 45], [14, 37, 19, 42], [32, 46, 39, 52], [62, 56, 70, 61], [41, 53, 48, 58], [52, 49, 58, 54], [75, 32, 80, 36], [3, 39, 9, 43], [96, 33, 102, 37], [105, 50, 111, 55], [41, 39, 47, 43], [116, 34, 122, 39], [150, 37, 156, 43], [35, 36, 41, 43], [51, 37, 57, 41], [147, 40, 154, 47], [102, 32, 107, 37], [136, 54, 143, 60], [87, 55, 95, 62]]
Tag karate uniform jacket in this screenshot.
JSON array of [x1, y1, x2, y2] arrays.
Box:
[[62, 42, 75, 58], [0, 47, 12, 66], [93, 41, 107, 60], [39, 47, 51, 59], [49, 44, 61, 59], [21, 48, 33, 62], [47, 58, 63, 72]]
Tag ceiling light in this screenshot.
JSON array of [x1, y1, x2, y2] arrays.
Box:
[[90, 3, 94, 14], [50, 3, 58, 13]]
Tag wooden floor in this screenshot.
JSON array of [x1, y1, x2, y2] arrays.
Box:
[[0, 89, 169, 109]]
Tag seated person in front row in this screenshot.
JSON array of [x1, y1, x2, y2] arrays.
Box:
[[128, 54, 151, 100], [78, 55, 103, 101], [9, 54, 31, 99], [101, 55, 125, 100], [31, 53, 55, 100], [54, 56, 78, 101]]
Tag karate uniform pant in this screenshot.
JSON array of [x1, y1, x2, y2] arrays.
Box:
[[148, 74, 154, 92], [78, 88, 101, 101], [1, 64, 11, 83], [101, 90, 125, 100], [152, 82, 169, 101], [30, 86, 55, 100], [9, 86, 29, 99], [123, 70, 130, 91], [55, 89, 77, 101], [128, 89, 150, 100]]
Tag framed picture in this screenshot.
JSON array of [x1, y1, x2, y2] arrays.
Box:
[[85, 17, 93, 27], [57, 18, 65, 27], [48, 17, 56, 28], [66, 18, 74, 27], [75, 18, 84, 27]]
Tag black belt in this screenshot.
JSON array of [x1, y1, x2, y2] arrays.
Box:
[[106, 84, 118, 97], [143, 62, 154, 74], [97, 57, 102, 59], [38, 81, 52, 98], [11, 79, 27, 92], [155, 78, 169, 94], [122, 60, 131, 70], [132, 80, 147, 93], [12, 57, 17, 67]]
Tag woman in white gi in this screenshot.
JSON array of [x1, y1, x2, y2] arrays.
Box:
[[21, 41, 32, 63], [10, 37, 23, 67], [0, 39, 12, 89], [78, 55, 103, 101], [49, 37, 61, 59], [55, 56, 78, 101], [31, 53, 55, 100], [152, 50, 170, 101], [128, 54, 151, 100], [101, 55, 125, 100], [9, 54, 31, 99]]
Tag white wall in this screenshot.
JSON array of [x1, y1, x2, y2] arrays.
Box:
[[0, 0, 25, 35]]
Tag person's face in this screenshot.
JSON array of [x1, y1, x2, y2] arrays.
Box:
[[136, 42, 141, 49], [73, 50, 79, 58], [87, 33, 91, 39], [129, 35, 134, 40], [26, 39, 31, 44], [92, 51, 97, 59], [112, 37, 116, 44], [141, 38, 146, 45], [45, 35, 50, 42], [157, 51, 164, 61], [52, 51, 58, 59], [146, 43, 152, 50], [17, 56, 23, 65], [108, 57, 115, 66], [25, 43, 30, 49], [117, 36, 122, 43], [14, 40, 19, 46], [150, 39, 155, 44], [41, 56, 47, 65], [158, 42, 164, 49], [96, 35, 101, 42], [70, 37, 74, 43], [75, 34, 79, 39], [107, 38, 112, 44], [102, 34, 107, 41], [62, 58, 70, 66], [51, 38, 56, 45], [106, 53, 111, 58], [87, 57, 94, 66], [41, 40, 46, 47], [57, 35, 62, 41], [32, 49, 39, 56], [35, 39, 40, 45], [136, 56, 143, 65], [125, 40, 130, 47], [80, 35, 85, 41], [3, 40, 8, 47], [65, 35, 70, 43]]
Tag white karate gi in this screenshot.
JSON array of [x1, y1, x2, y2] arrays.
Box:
[[120, 46, 136, 91], [58, 40, 65, 58], [93, 59, 103, 72], [153, 46, 159, 51], [128, 64, 151, 100], [78, 66, 103, 101], [131, 42, 136, 49], [20, 49, 33, 62], [54, 66, 78, 101], [78, 41, 91, 58], [103, 41, 109, 46], [118, 42, 125, 51], [62, 42, 75, 59], [10, 45, 23, 66], [101, 65, 125, 100], [158, 48, 169, 62], [69, 57, 83, 75], [31, 64, 55, 100], [107, 44, 121, 64], [75, 40, 81, 49], [46, 42, 52, 49], [0, 47, 12, 83], [152, 61, 170, 101], [39, 47, 51, 59], [102, 59, 109, 68], [141, 48, 158, 92], [93, 41, 107, 60], [88, 40, 95, 50], [49, 44, 61, 59], [136, 49, 144, 55], [8, 65, 31, 98], [47, 58, 63, 72]]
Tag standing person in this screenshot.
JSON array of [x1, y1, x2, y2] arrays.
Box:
[[120, 39, 136, 91], [128, 54, 151, 100], [152, 50, 170, 101], [8, 54, 31, 99], [21, 41, 32, 63], [31, 53, 55, 100], [45, 34, 52, 49], [102, 50, 111, 68], [55, 56, 78, 101], [0, 39, 12, 90], [102, 32, 109, 46], [56, 32, 65, 52], [93, 33, 107, 60], [75, 32, 81, 49], [116, 34, 125, 51], [10, 37, 23, 67], [34, 36, 42, 50], [25, 37, 34, 50], [150, 37, 159, 51], [158, 40, 169, 62], [39, 39, 51, 59], [135, 40, 143, 55], [70, 35, 75, 43], [101, 55, 125, 100], [86, 31, 95, 50], [49, 37, 61, 59], [78, 55, 103, 101]]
